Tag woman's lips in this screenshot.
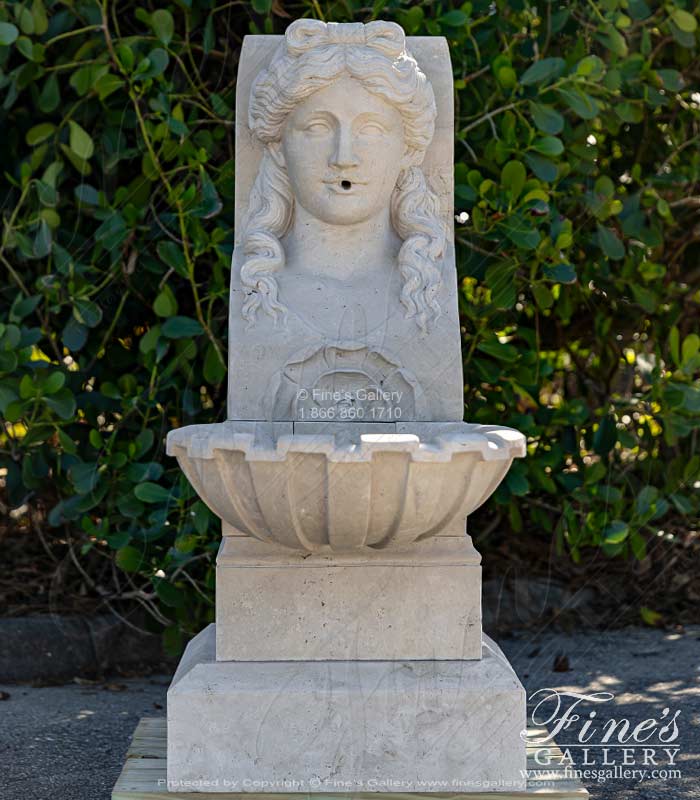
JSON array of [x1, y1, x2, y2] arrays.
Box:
[[323, 178, 368, 194]]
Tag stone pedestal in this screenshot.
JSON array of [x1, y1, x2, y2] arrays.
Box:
[[215, 536, 482, 661], [167, 625, 527, 793]]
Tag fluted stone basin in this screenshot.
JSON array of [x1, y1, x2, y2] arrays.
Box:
[[167, 422, 525, 552]]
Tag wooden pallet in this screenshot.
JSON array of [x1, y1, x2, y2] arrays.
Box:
[[112, 718, 589, 800]]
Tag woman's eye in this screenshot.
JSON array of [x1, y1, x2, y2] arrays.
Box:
[[304, 121, 330, 133], [359, 123, 385, 135]]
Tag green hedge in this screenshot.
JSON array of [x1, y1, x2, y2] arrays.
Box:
[[1, 0, 699, 644]]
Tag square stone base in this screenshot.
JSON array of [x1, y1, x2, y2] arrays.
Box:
[[114, 718, 590, 799], [216, 536, 482, 661], [167, 625, 527, 793]]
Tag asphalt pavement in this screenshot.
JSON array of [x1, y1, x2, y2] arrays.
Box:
[[0, 627, 698, 800]]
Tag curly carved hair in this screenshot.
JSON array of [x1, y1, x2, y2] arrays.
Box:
[[240, 20, 445, 332]]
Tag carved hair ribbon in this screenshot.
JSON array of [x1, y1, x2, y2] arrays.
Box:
[[285, 20, 406, 58]]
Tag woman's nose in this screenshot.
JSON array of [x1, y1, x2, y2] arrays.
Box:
[[330, 125, 359, 169]]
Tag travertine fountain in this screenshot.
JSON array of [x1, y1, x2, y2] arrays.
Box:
[[166, 19, 528, 793]]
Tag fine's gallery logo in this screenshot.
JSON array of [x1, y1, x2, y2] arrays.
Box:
[[524, 688, 682, 786]]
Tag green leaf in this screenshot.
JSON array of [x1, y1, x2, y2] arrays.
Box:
[[203, 14, 215, 53], [45, 388, 76, 419], [134, 48, 169, 80], [117, 493, 144, 519], [60, 143, 92, 176], [26, 123, 54, 146], [496, 65, 517, 90], [210, 93, 232, 117], [484, 261, 517, 309], [134, 429, 155, 459], [596, 24, 628, 57], [532, 136, 564, 157], [154, 286, 178, 317], [62, 317, 88, 351], [203, 343, 226, 384], [157, 240, 188, 277], [192, 501, 211, 535], [631, 284, 657, 313], [116, 545, 145, 573], [31, 0, 48, 34], [596, 224, 625, 260], [56, 429, 77, 455], [73, 298, 103, 328], [630, 532, 647, 560], [69, 64, 109, 96], [0, 22, 19, 45], [33, 220, 51, 258], [440, 9, 468, 27], [506, 468, 530, 496], [20, 374, 35, 399], [193, 169, 222, 218], [640, 607, 663, 626], [151, 9, 174, 45], [584, 462, 607, 485], [168, 117, 189, 137], [28, 2, 46, 34], [500, 160, 526, 203], [95, 73, 124, 101], [477, 339, 519, 362], [134, 482, 171, 503], [603, 520, 629, 545], [520, 57, 565, 86], [524, 153, 558, 182], [161, 316, 203, 338], [251, 0, 272, 12], [556, 87, 600, 120], [68, 121, 94, 160], [543, 263, 577, 283], [529, 102, 564, 135], [501, 217, 541, 250], [576, 55, 605, 81], [656, 69, 683, 92], [37, 181, 57, 207], [41, 371, 65, 395], [671, 8, 697, 33], [75, 184, 100, 206], [593, 415, 617, 457], [628, 0, 651, 20], [456, 184, 476, 203], [70, 461, 100, 493], [10, 293, 41, 320], [635, 486, 658, 517], [532, 284, 554, 310], [38, 74, 60, 113], [116, 44, 134, 72], [94, 214, 126, 250], [399, 5, 425, 34], [16, 35, 38, 61], [638, 261, 665, 282], [139, 325, 161, 354], [681, 333, 700, 366], [153, 577, 186, 607], [16, 5, 34, 34], [615, 102, 643, 123], [126, 462, 164, 483]]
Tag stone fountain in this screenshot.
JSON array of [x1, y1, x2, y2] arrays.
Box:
[[165, 19, 528, 793]]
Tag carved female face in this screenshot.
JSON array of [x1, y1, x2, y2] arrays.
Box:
[[281, 75, 407, 226]]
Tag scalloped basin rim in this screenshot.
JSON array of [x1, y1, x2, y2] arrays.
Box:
[[166, 422, 526, 463], [166, 422, 526, 550]]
